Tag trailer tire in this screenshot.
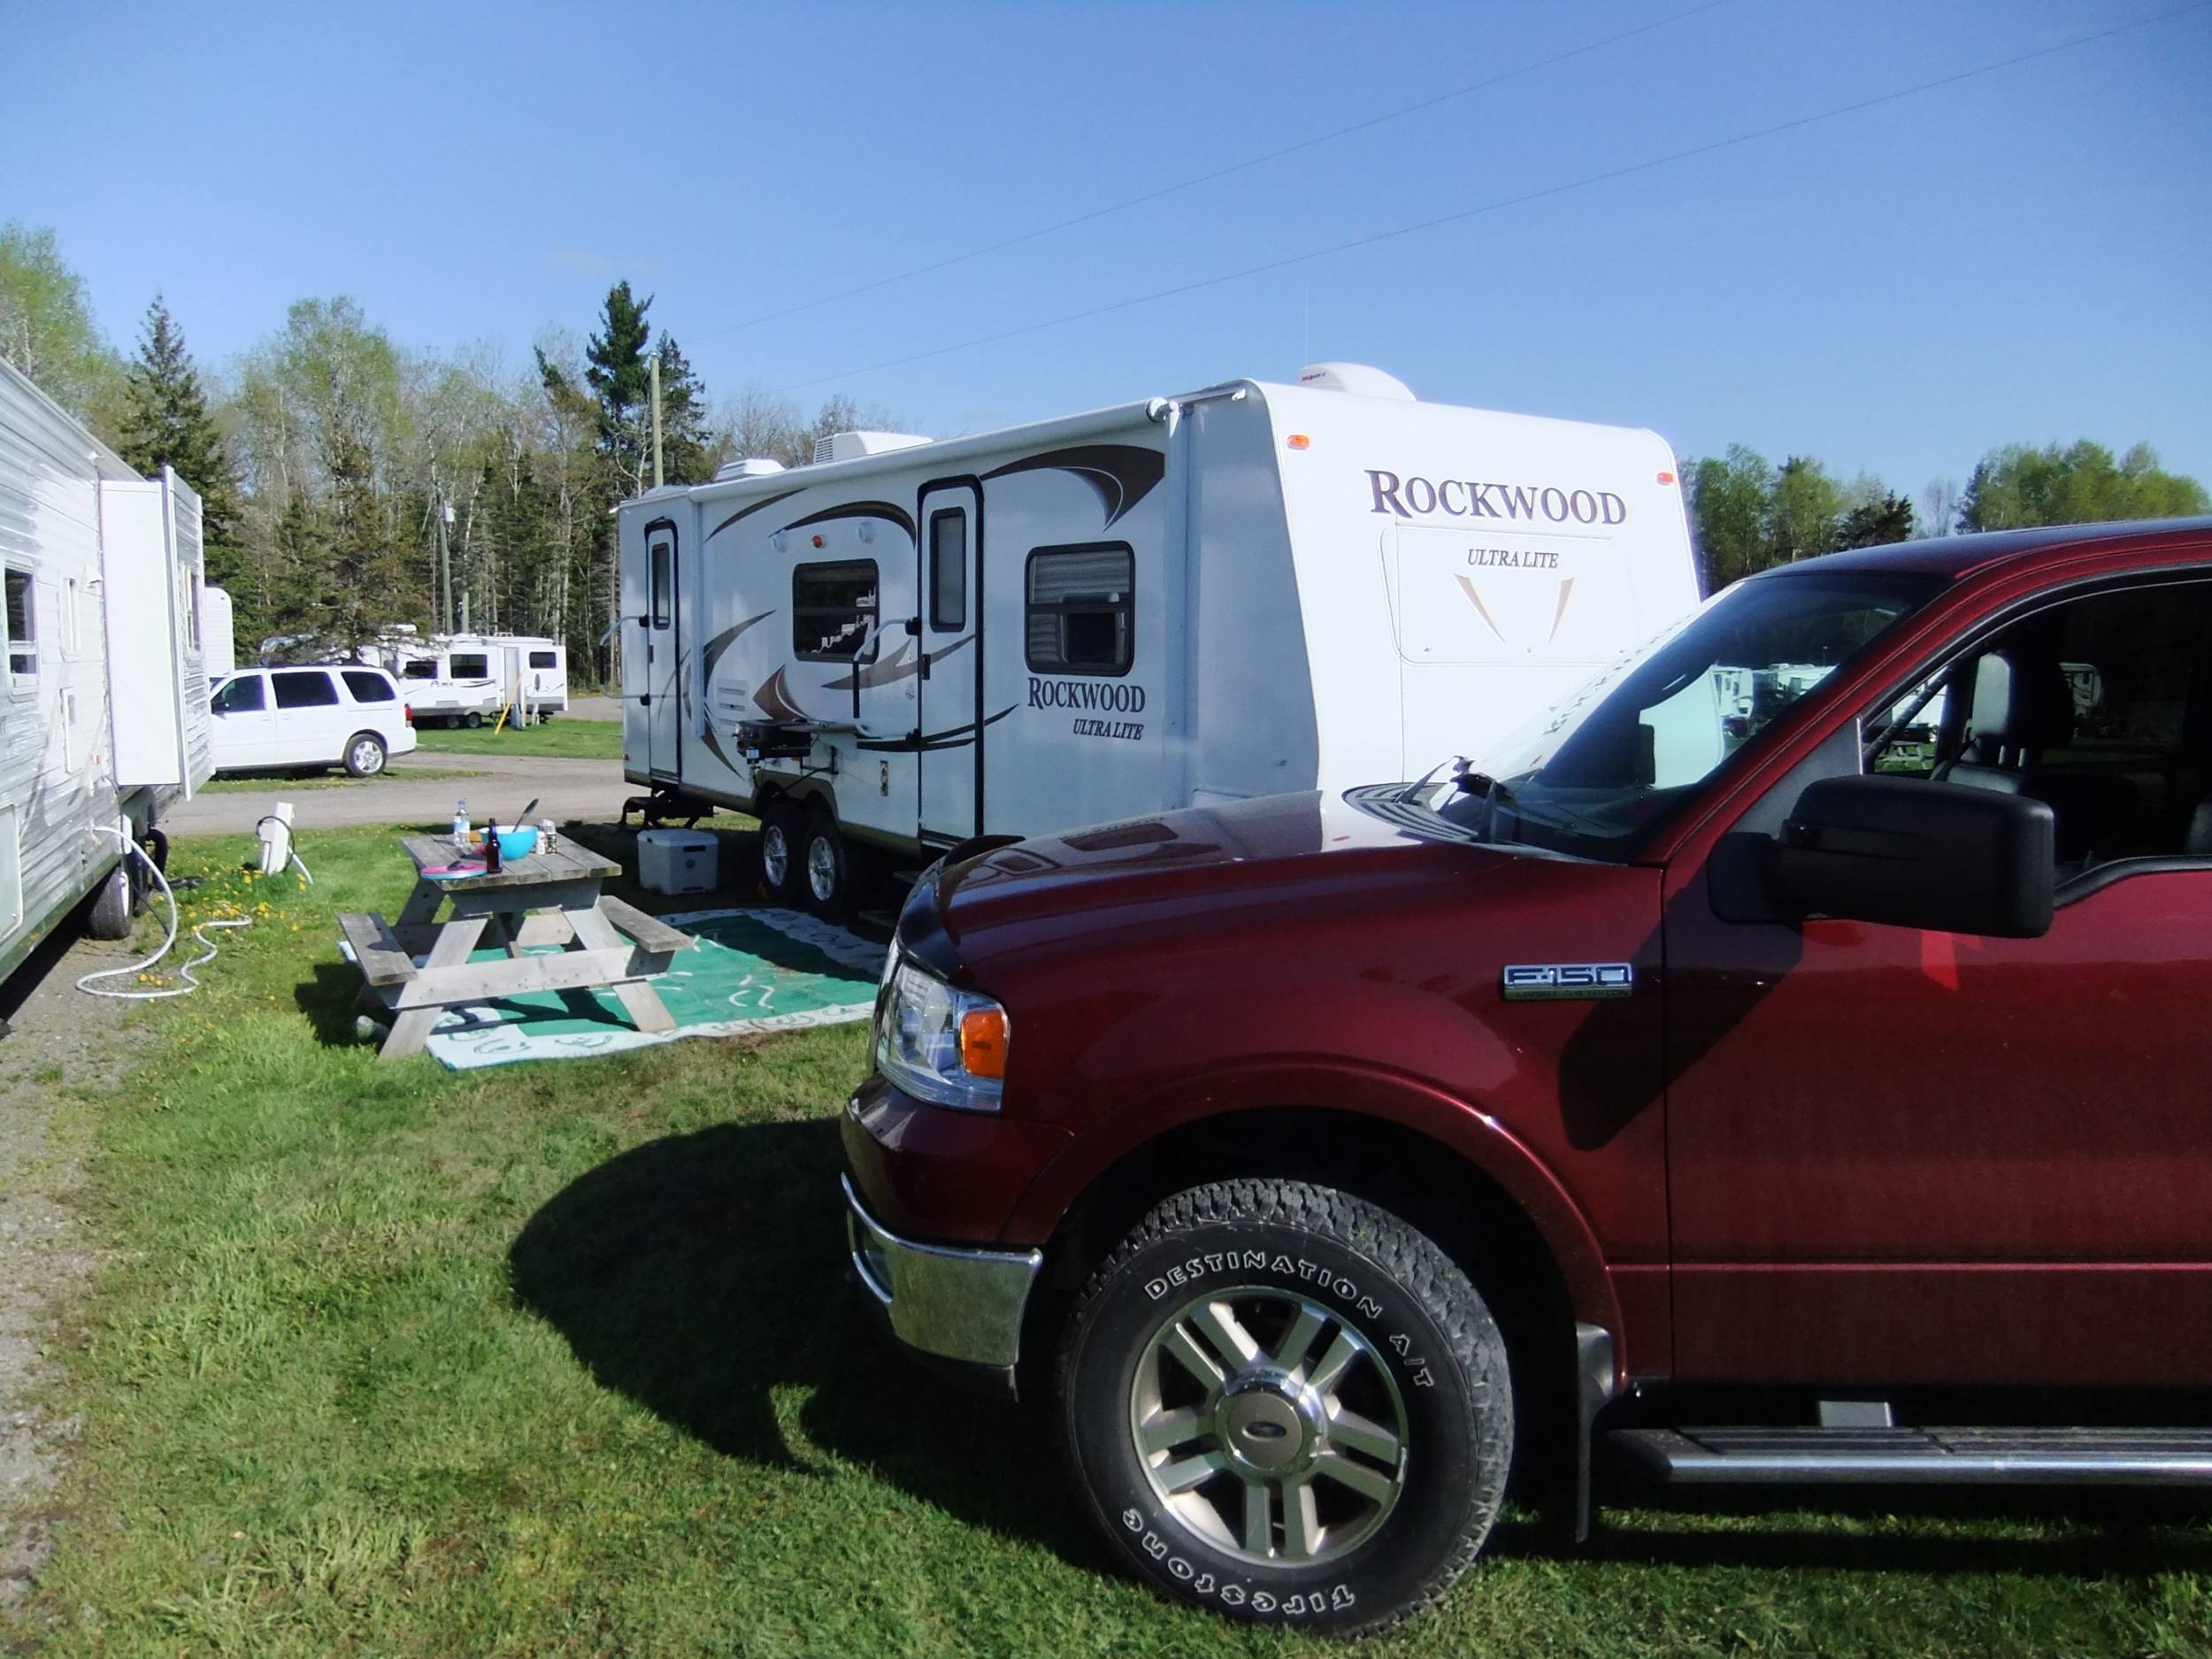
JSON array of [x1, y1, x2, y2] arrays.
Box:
[[759, 802, 807, 906], [1059, 1180, 1511, 1636], [343, 732, 388, 777], [465, 711, 484, 730], [801, 810, 861, 922], [88, 864, 134, 941]]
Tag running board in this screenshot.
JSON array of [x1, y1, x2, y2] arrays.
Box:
[[1609, 1426, 2212, 1486]]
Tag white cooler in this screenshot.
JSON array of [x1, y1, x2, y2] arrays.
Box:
[[637, 828, 718, 895]]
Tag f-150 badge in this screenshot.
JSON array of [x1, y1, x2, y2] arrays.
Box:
[[1501, 963, 1634, 1002]]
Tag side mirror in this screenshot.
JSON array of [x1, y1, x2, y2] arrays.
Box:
[[1767, 774, 2054, 938]]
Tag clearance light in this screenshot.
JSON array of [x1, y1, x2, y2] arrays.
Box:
[[811, 534, 826, 548], [958, 1007, 1010, 1079], [1656, 471, 1676, 485], [1286, 434, 1311, 450]]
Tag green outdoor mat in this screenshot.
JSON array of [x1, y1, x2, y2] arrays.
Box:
[[420, 907, 885, 1070]]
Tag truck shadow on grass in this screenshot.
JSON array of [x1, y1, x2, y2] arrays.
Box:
[[508, 1119, 2212, 1583]]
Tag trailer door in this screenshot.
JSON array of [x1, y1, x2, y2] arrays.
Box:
[[917, 482, 982, 841], [642, 518, 681, 780]]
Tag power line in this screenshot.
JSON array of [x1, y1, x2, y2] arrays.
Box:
[[693, 0, 1737, 343], [772, 1, 2208, 396]]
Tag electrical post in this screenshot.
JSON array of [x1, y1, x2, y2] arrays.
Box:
[[436, 488, 454, 634], [649, 353, 664, 490]]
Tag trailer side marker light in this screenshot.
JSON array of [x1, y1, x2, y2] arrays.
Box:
[[959, 1008, 1010, 1079], [1656, 471, 1676, 485], [1286, 434, 1310, 450], [812, 534, 826, 548]]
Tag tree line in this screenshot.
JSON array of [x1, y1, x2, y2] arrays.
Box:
[[0, 223, 895, 682], [1684, 439, 2205, 590], [5, 220, 2208, 674]]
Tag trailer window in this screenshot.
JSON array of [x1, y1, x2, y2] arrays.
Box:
[[402, 660, 439, 680], [4, 569, 35, 682], [273, 670, 340, 710], [529, 649, 557, 669], [650, 541, 673, 629], [794, 560, 879, 662], [1026, 544, 1133, 676], [449, 653, 489, 679], [929, 510, 967, 631]]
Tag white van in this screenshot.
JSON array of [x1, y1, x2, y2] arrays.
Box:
[[209, 665, 419, 777]]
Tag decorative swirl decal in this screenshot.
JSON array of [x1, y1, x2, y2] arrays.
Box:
[[781, 499, 917, 543], [706, 488, 805, 543], [982, 444, 1165, 528]]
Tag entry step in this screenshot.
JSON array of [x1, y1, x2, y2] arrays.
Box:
[[1609, 1425, 2212, 1486]]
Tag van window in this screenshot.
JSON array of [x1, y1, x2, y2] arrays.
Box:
[[211, 674, 265, 714], [930, 510, 967, 631], [273, 670, 340, 710], [449, 653, 489, 679], [1026, 544, 1133, 676], [794, 560, 879, 662], [402, 660, 439, 680], [529, 649, 557, 669], [342, 670, 395, 703], [650, 541, 672, 629], [4, 569, 35, 681]]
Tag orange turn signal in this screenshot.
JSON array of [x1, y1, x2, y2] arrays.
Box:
[[1286, 434, 1310, 450], [958, 1007, 1010, 1079]]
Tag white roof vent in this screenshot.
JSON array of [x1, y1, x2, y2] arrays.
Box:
[[1297, 362, 1417, 401], [713, 456, 788, 482], [812, 429, 932, 465]]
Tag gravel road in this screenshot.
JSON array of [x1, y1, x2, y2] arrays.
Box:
[[159, 753, 639, 837]]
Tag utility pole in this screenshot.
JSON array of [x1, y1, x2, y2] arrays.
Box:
[[436, 490, 454, 634], [649, 353, 664, 489]]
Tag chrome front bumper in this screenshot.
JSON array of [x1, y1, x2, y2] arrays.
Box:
[[842, 1175, 1043, 1374]]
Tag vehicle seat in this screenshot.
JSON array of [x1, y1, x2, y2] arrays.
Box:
[[1934, 651, 2075, 795]]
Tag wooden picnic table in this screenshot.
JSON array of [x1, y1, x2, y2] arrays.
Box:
[[340, 834, 695, 1060]]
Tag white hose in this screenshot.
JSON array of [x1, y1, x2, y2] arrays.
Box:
[[74, 824, 251, 1001]]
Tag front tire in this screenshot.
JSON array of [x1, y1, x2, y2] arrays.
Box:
[[1059, 1180, 1510, 1636], [343, 732, 388, 777]]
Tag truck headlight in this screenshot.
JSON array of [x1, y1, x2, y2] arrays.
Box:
[[874, 952, 1010, 1112]]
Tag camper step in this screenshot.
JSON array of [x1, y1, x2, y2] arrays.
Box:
[[1609, 1425, 2212, 1486]]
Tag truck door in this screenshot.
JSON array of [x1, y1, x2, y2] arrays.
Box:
[[917, 481, 982, 842], [641, 518, 680, 781]]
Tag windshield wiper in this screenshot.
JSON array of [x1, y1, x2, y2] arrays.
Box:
[[1394, 754, 1468, 804]]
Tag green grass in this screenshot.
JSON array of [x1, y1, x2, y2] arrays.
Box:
[[201, 765, 479, 793], [19, 826, 2211, 1656], [413, 719, 624, 760]]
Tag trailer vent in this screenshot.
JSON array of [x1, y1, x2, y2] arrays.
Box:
[[713, 457, 788, 482], [811, 430, 933, 465], [1297, 362, 1417, 401]]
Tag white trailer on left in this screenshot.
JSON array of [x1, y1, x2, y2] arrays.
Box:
[[0, 357, 216, 991]]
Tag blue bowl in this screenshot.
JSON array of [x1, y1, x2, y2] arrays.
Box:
[[494, 826, 540, 862]]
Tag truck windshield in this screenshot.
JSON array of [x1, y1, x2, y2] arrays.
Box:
[[1435, 568, 1945, 859]]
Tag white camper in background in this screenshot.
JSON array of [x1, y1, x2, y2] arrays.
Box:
[[0, 357, 217, 989], [370, 630, 567, 726], [615, 365, 1700, 916]]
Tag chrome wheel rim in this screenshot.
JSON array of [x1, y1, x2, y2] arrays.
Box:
[[762, 824, 790, 888], [806, 835, 837, 902], [1129, 1285, 1409, 1567], [352, 740, 382, 774]]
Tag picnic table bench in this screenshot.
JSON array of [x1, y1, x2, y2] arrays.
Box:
[[341, 834, 695, 1060]]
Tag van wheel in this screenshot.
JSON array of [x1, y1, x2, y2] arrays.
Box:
[[758, 803, 806, 906], [343, 733, 388, 777], [1058, 1180, 1511, 1637], [465, 711, 484, 730], [801, 810, 861, 921], [87, 864, 134, 941]]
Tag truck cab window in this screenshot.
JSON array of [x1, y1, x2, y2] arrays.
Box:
[[1027, 544, 1133, 675], [795, 560, 879, 662], [1865, 581, 2212, 873]]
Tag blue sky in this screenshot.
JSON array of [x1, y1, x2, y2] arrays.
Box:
[[6, 0, 2209, 501]]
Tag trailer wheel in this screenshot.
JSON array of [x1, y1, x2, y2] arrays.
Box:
[[801, 810, 861, 922], [88, 864, 134, 941], [759, 802, 807, 907], [465, 711, 484, 730], [343, 732, 388, 777]]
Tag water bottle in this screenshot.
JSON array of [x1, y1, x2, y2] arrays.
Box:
[[452, 798, 468, 849]]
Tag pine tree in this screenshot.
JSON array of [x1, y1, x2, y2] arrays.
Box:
[[118, 297, 251, 608], [583, 280, 655, 494], [654, 334, 717, 485]]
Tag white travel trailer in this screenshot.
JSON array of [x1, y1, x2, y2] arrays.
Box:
[[373, 630, 568, 726], [0, 357, 216, 989], [616, 365, 1699, 915]]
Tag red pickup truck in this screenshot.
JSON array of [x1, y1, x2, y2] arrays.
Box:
[[842, 518, 2212, 1633]]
